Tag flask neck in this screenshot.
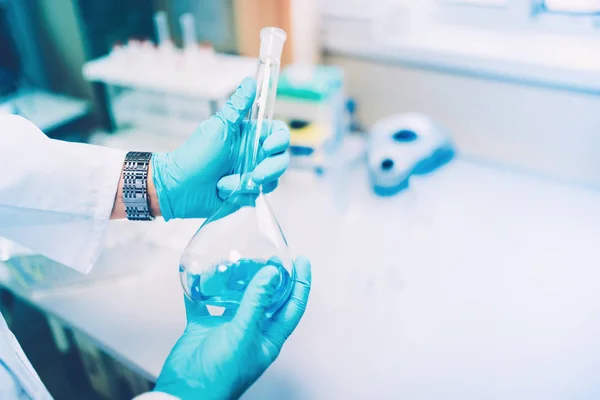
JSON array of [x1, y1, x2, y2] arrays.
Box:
[[238, 58, 278, 194], [237, 119, 264, 194]]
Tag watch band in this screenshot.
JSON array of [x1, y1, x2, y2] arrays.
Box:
[[122, 151, 155, 221]]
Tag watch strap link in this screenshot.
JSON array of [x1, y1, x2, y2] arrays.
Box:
[[122, 151, 155, 221]]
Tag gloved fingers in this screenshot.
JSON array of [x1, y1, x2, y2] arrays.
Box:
[[264, 257, 312, 346], [231, 265, 280, 335], [252, 153, 289, 185], [222, 308, 237, 318], [262, 122, 290, 156], [216, 172, 281, 199], [216, 174, 239, 199], [261, 180, 278, 195], [241, 119, 288, 142], [214, 77, 256, 135], [184, 295, 210, 322], [237, 120, 288, 172]]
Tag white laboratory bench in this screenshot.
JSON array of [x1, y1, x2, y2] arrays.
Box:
[[3, 145, 600, 399]]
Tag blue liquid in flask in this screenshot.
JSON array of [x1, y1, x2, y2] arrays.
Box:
[[180, 258, 293, 315]]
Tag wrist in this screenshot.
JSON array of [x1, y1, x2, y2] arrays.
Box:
[[151, 152, 176, 221], [147, 162, 161, 218]]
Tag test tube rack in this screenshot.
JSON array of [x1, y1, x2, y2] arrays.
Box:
[[82, 43, 257, 136]]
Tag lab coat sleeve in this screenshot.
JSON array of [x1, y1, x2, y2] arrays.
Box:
[[0, 115, 126, 273], [0, 363, 22, 399]]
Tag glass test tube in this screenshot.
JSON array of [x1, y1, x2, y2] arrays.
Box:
[[179, 13, 197, 52], [153, 11, 172, 48], [239, 27, 287, 192], [153, 11, 178, 129]]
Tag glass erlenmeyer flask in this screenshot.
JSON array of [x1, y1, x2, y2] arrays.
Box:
[[179, 27, 294, 315]]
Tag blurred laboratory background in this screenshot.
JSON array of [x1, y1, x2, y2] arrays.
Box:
[[2, 0, 600, 398]]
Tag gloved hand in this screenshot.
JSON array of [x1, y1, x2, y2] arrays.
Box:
[[153, 257, 312, 400], [152, 77, 290, 221]]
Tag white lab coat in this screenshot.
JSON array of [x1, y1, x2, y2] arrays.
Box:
[[0, 115, 175, 399]]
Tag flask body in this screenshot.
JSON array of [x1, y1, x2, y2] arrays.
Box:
[[179, 192, 295, 314]]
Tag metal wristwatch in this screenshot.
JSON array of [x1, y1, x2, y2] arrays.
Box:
[[122, 151, 155, 221]]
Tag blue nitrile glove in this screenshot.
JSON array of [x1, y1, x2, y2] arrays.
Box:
[[153, 257, 312, 400], [152, 77, 290, 221]]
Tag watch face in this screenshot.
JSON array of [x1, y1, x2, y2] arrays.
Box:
[[124, 152, 153, 221]]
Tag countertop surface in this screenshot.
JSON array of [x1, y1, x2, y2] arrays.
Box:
[[3, 137, 600, 399]]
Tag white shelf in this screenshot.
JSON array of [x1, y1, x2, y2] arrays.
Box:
[[83, 52, 257, 100], [322, 1, 600, 92], [326, 27, 600, 92]]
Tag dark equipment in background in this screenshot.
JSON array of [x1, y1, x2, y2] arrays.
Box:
[[0, 0, 50, 92], [76, 0, 156, 59], [0, 6, 21, 95]]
